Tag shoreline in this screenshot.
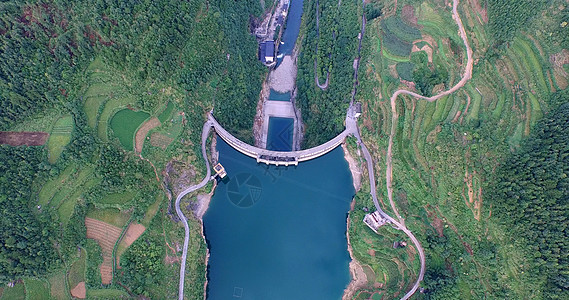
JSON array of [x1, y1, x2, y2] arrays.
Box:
[[198, 136, 218, 300], [342, 141, 368, 299], [197, 180, 217, 300]]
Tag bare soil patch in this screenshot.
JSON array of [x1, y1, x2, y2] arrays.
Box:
[[135, 117, 160, 153], [269, 55, 297, 92], [425, 206, 445, 237], [550, 49, 569, 89], [0, 131, 48, 146], [342, 143, 362, 191], [401, 5, 419, 27], [116, 222, 145, 267], [85, 217, 122, 284], [121, 223, 145, 247], [150, 132, 174, 149], [469, 0, 488, 24], [70, 282, 86, 299]]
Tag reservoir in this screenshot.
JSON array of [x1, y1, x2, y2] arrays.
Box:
[[203, 138, 354, 299]]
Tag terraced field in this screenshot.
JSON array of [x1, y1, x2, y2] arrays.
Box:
[[85, 217, 124, 285], [46, 115, 74, 163], [353, 0, 569, 298], [38, 164, 99, 226]]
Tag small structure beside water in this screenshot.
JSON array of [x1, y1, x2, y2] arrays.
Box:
[[363, 211, 388, 234], [213, 163, 227, 179], [259, 41, 276, 66]]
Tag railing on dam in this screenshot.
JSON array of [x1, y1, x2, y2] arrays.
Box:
[[208, 114, 350, 166]]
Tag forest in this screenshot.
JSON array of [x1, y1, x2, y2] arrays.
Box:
[[490, 100, 569, 299], [296, 0, 362, 147], [0, 0, 264, 297]]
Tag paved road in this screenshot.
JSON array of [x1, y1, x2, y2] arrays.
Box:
[[314, 0, 330, 90], [176, 121, 213, 300]]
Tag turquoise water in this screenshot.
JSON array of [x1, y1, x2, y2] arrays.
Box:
[[266, 117, 293, 151], [204, 138, 354, 300], [268, 89, 291, 101]]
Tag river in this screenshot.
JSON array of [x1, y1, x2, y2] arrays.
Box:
[[203, 138, 354, 299]]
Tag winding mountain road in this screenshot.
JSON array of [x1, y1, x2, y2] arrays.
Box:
[[385, 0, 473, 228], [175, 121, 213, 300], [364, 0, 472, 298]]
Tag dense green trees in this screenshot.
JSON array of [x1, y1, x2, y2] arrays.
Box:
[[297, 0, 361, 147], [487, 0, 545, 47], [490, 102, 569, 298], [0, 146, 59, 282], [117, 233, 164, 296]]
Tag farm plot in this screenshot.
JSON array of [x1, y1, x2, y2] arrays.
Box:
[[85, 217, 123, 285], [0, 282, 25, 300], [87, 289, 130, 299], [48, 270, 68, 300], [68, 248, 87, 299], [381, 15, 422, 59], [38, 165, 96, 225], [134, 117, 161, 153], [86, 207, 130, 228], [47, 115, 74, 163], [24, 279, 50, 300], [116, 222, 146, 267], [147, 112, 184, 151], [157, 101, 175, 123], [0, 131, 48, 146]]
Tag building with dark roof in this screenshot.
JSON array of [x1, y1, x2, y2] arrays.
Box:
[[259, 41, 275, 65]]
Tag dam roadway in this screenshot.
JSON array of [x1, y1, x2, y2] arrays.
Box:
[[208, 112, 356, 166]]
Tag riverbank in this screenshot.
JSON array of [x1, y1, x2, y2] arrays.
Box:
[[198, 181, 216, 300], [343, 210, 368, 300], [342, 142, 367, 299], [269, 55, 297, 92]]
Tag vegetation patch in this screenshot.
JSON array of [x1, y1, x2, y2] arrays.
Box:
[[68, 248, 87, 291], [24, 279, 50, 300], [96, 191, 135, 206], [87, 288, 130, 299], [0, 281, 25, 300], [86, 207, 130, 228], [48, 270, 68, 300], [157, 101, 175, 123], [396, 62, 415, 81], [110, 109, 150, 150], [47, 115, 74, 163]]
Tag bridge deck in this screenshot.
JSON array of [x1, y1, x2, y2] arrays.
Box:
[[209, 113, 351, 166]]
